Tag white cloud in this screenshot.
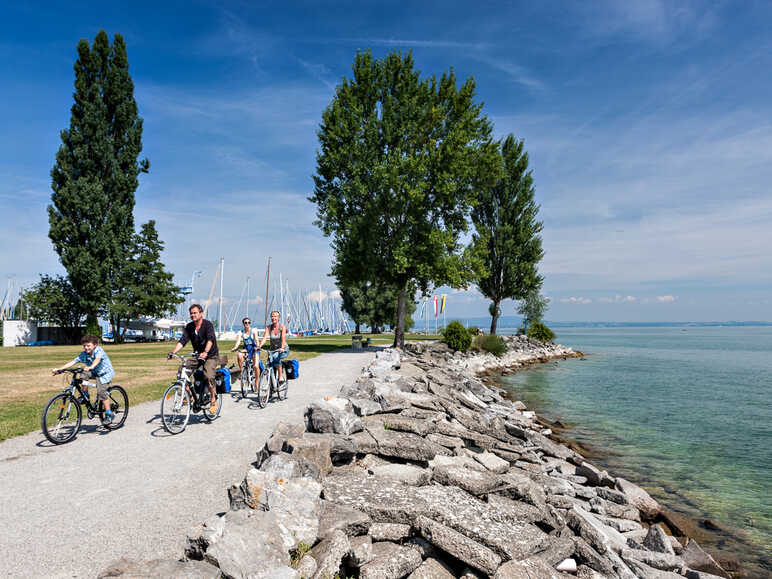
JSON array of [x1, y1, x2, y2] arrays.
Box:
[[560, 297, 592, 304], [657, 295, 677, 303]]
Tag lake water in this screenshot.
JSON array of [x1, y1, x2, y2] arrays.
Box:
[[495, 326, 771, 575]]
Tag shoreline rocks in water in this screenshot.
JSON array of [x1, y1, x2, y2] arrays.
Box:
[[99, 339, 736, 579]]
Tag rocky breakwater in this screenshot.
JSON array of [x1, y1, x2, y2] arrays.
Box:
[[99, 342, 734, 579]]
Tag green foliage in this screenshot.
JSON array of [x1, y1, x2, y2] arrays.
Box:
[[474, 334, 507, 356], [528, 321, 555, 343], [108, 220, 183, 341], [471, 135, 544, 335], [518, 290, 550, 332], [48, 30, 148, 327], [290, 542, 312, 569], [339, 279, 416, 333], [311, 50, 498, 348], [466, 326, 480, 337], [21, 275, 85, 332], [442, 320, 472, 351]]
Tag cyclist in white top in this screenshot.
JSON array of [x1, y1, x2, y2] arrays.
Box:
[[231, 317, 259, 373]]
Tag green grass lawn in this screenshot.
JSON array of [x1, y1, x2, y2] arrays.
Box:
[[0, 333, 438, 441]]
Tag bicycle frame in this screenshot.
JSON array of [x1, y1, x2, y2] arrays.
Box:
[[172, 354, 210, 410], [60, 369, 103, 414]]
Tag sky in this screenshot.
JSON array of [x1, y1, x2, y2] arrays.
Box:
[[1, 0, 770, 323]]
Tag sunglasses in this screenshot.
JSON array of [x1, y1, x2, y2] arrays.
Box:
[[244, 321, 251, 325]]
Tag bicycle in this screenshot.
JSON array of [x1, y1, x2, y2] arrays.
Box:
[[42, 368, 129, 444], [160, 354, 223, 434], [238, 344, 261, 399], [255, 348, 289, 408]]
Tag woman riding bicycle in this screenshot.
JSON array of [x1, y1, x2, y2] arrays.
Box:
[[257, 310, 289, 381], [231, 317, 259, 374]]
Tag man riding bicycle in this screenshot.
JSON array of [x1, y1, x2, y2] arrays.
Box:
[[169, 304, 219, 413]]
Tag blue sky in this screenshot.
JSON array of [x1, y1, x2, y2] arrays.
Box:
[[1, 1, 770, 322]]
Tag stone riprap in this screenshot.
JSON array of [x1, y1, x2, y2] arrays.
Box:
[[100, 339, 734, 578]]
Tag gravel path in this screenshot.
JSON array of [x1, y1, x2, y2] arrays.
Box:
[[0, 349, 374, 578]]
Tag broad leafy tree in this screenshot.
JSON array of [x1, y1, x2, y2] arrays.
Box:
[[518, 290, 549, 333], [49, 30, 149, 333], [312, 51, 497, 348], [471, 135, 544, 334], [339, 278, 416, 334], [21, 275, 85, 342], [108, 220, 182, 341]]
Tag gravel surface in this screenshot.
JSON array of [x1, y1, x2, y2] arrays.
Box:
[[0, 348, 374, 578]]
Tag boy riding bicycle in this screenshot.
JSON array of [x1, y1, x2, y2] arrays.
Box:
[[52, 334, 115, 425]]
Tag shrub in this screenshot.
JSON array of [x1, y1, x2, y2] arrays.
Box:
[[442, 320, 472, 351], [474, 334, 507, 357], [466, 326, 480, 338], [528, 321, 555, 343]]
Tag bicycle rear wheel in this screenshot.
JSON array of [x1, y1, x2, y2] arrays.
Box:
[[202, 391, 222, 421], [103, 385, 129, 430], [256, 370, 269, 408], [161, 382, 190, 434], [42, 393, 81, 444], [276, 372, 289, 401]]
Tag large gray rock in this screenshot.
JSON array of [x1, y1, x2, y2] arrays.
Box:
[[310, 529, 350, 579], [472, 450, 511, 474], [614, 477, 661, 519], [241, 469, 322, 549], [429, 454, 488, 472], [416, 485, 550, 561], [426, 432, 465, 450], [621, 548, 684, 572], [432, 464, 503, 496], [259, 451, 322, 482], [283, 434, 333, 476], [198, 510, 292, 579], [359, 541, 423, 579], [256, 421, 306, 466], [97, 558, 221, 579], [295, 554, 317, 578], [318, 498, 372, 538], [364, 413, 436, 436], [596, 487, 630, 505], [322, 471, 426, 524], [305, 397, 363, 435], [622, 557, 683, 579], [571, 536, 616, 577], [348, 534, 374, 567], [407, 557, 455, 579], [369, 522, 412, 541], [366, 424, 449, 461], [599, 516, 643, 533], [681, 540, 728, 578], [565, 505, 627, 555], [498, 470, 549, 509], [415, 515, 502, 576], [493, 558, 564, 578], [349, 397, 384, 416], [486, 494, 553, 527], [643, 524, 675, 555], [369, 463, 432, 486]]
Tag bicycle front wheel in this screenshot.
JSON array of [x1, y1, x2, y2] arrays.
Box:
[[240, 366, 251, 399], [161, 382, 190, 434], [42, 393, 82, 444], [202, 391, 222, 421], [256, 370, 269, 408], [103, 385, 129, 430]]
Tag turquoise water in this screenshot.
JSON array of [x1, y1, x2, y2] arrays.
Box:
[[496, 326, 771, 573]]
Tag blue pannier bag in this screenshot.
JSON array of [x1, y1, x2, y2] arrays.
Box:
[[259, 359, 265, 372], [216, 367, 231, 393], [283, 359, 299, 380]]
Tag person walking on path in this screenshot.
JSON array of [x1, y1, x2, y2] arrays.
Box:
[[257, 310, 289, 382], [169, 304, 219, 413]]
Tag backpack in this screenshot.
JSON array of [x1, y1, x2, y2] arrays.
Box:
[[216, 367, 232, 393], [282, 359, 299, 380]]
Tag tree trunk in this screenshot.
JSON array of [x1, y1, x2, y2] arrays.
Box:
[[490, 299, 501, 335], [393, 283, 407, 349]]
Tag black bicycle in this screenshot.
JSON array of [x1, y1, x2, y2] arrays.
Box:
[[160, 354, 223, 434], [239, 344, 261, 399], [42, 368, 129, 444]]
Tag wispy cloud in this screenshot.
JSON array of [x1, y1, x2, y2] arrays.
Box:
[[657, 295, 677, 303], [560, 297, 593, 305]]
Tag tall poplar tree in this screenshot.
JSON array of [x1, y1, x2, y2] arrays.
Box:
[[471, 135, 544, 334], [49, 31, 149, 333], [312, 51, 497, 348]]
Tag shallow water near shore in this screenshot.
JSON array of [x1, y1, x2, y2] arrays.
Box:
[[494, 325, 771, 576]]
